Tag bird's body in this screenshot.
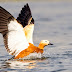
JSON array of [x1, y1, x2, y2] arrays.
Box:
[[0, 3, 53, 59], [14, 43, 43, 59]]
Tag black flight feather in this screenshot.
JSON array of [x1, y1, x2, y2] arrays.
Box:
[[0, 6, 15, 53], [0, 6, 14, 35], [17, 3, 34, 27]]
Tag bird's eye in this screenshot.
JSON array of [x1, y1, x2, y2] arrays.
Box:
[[45, 41, 47, 42]]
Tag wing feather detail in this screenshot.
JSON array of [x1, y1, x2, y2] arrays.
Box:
[[17, 3, 34, 44], [17, 3, 33, 27], [0, 6, 29, 56]]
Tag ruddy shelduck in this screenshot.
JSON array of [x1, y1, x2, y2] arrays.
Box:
[[0, 3, 53, 59]]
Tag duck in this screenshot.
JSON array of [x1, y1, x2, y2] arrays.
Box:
[[0, 3, 53, 59]]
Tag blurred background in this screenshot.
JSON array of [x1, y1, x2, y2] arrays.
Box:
[[0, 0, 72, 72]]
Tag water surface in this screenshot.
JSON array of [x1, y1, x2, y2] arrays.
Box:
[[0, 1, 72, 72]]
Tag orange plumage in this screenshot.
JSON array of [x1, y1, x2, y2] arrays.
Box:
[[14, 43, 43, 59]]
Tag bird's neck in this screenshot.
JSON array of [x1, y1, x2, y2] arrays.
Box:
[[38, 43, 45, 50]]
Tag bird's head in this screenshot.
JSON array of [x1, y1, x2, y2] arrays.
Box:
[[38, 40, 53, 50]]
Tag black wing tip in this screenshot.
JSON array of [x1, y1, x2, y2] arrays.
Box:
[[23, 3, 31, 13], [26, 3, 28, 6], [0, 6, 3, 8], [0, 6, 14, 21], [0, 6, 5, 9], [17, 3, 32, 27], [0, 6, 14, 34], [25, 3, 29, 7], [0, 6, 7, 11], [0, 6, 1, 7], [0, 6, 5, 10]]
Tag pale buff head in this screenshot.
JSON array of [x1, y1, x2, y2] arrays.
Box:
[[38, 40, 53, 49]]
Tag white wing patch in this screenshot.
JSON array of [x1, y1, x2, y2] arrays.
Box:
[[24, 24, 34, 44], [8, 20, 29, 56]]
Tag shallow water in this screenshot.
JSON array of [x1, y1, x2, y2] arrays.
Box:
[[0, 1, 72, 72]]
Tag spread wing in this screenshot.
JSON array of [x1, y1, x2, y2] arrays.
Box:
[[0, 6, 29, 57], [17, 3, 34, 44]]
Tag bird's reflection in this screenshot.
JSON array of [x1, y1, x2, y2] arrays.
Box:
[[1, 57, 48, 71], [5, 59, 37, 69]]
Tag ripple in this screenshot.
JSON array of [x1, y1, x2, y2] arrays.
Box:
[[38, 18, 52, 22], [51, 69, 67, 72], [68, 43, 72, 45]]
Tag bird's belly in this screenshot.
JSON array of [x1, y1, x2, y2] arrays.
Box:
[[22, 52, 42, 60]]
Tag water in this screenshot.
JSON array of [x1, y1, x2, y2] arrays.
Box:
[[0, 1, 72, 72]]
